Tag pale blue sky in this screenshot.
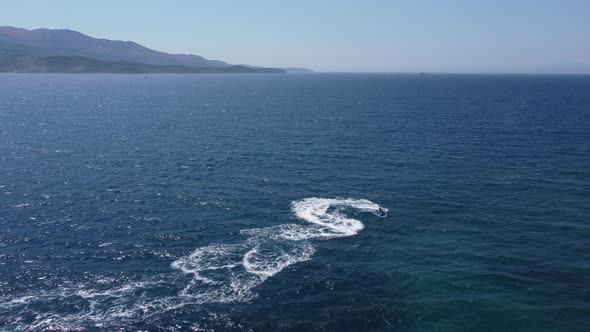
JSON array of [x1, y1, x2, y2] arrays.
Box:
[[1, 0, 589, 72]]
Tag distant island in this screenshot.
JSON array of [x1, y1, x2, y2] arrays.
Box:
[[0, 26, 312, 74]]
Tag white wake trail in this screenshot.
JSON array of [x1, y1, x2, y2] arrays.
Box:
[[2, 198, 384, 330], [172, 197, 384, 303], [291, 197, 384, 237]]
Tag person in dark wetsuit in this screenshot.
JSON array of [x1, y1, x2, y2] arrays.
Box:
[[377, 207, 385, 216]]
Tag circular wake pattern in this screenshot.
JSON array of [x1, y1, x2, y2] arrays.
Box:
[[291, 197, 384, 237], [170, 197, 383, 303], [1, 197, 382, 330], [242, 242, 315, 277]]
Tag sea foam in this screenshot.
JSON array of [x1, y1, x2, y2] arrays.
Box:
[[2, 197, 383, 330], [171, 197, 382, 304]]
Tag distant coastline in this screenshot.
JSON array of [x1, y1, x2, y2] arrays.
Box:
[[0, 53, 285, 74], [0, 26, 311, 74]]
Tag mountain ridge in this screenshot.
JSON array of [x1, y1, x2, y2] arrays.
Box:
[[0, 26, 306, 73], [0, 26, 230, 68]]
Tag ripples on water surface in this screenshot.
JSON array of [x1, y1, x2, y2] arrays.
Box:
[[0, 74, 589, 331]]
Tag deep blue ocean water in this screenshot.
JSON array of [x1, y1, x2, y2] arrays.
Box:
[[0, 73, 589, 331]]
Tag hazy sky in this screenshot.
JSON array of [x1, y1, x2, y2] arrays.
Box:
[[2, 0, 589, 72]]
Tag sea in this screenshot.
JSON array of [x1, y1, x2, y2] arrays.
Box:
[[0, 73, 589, 331]]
